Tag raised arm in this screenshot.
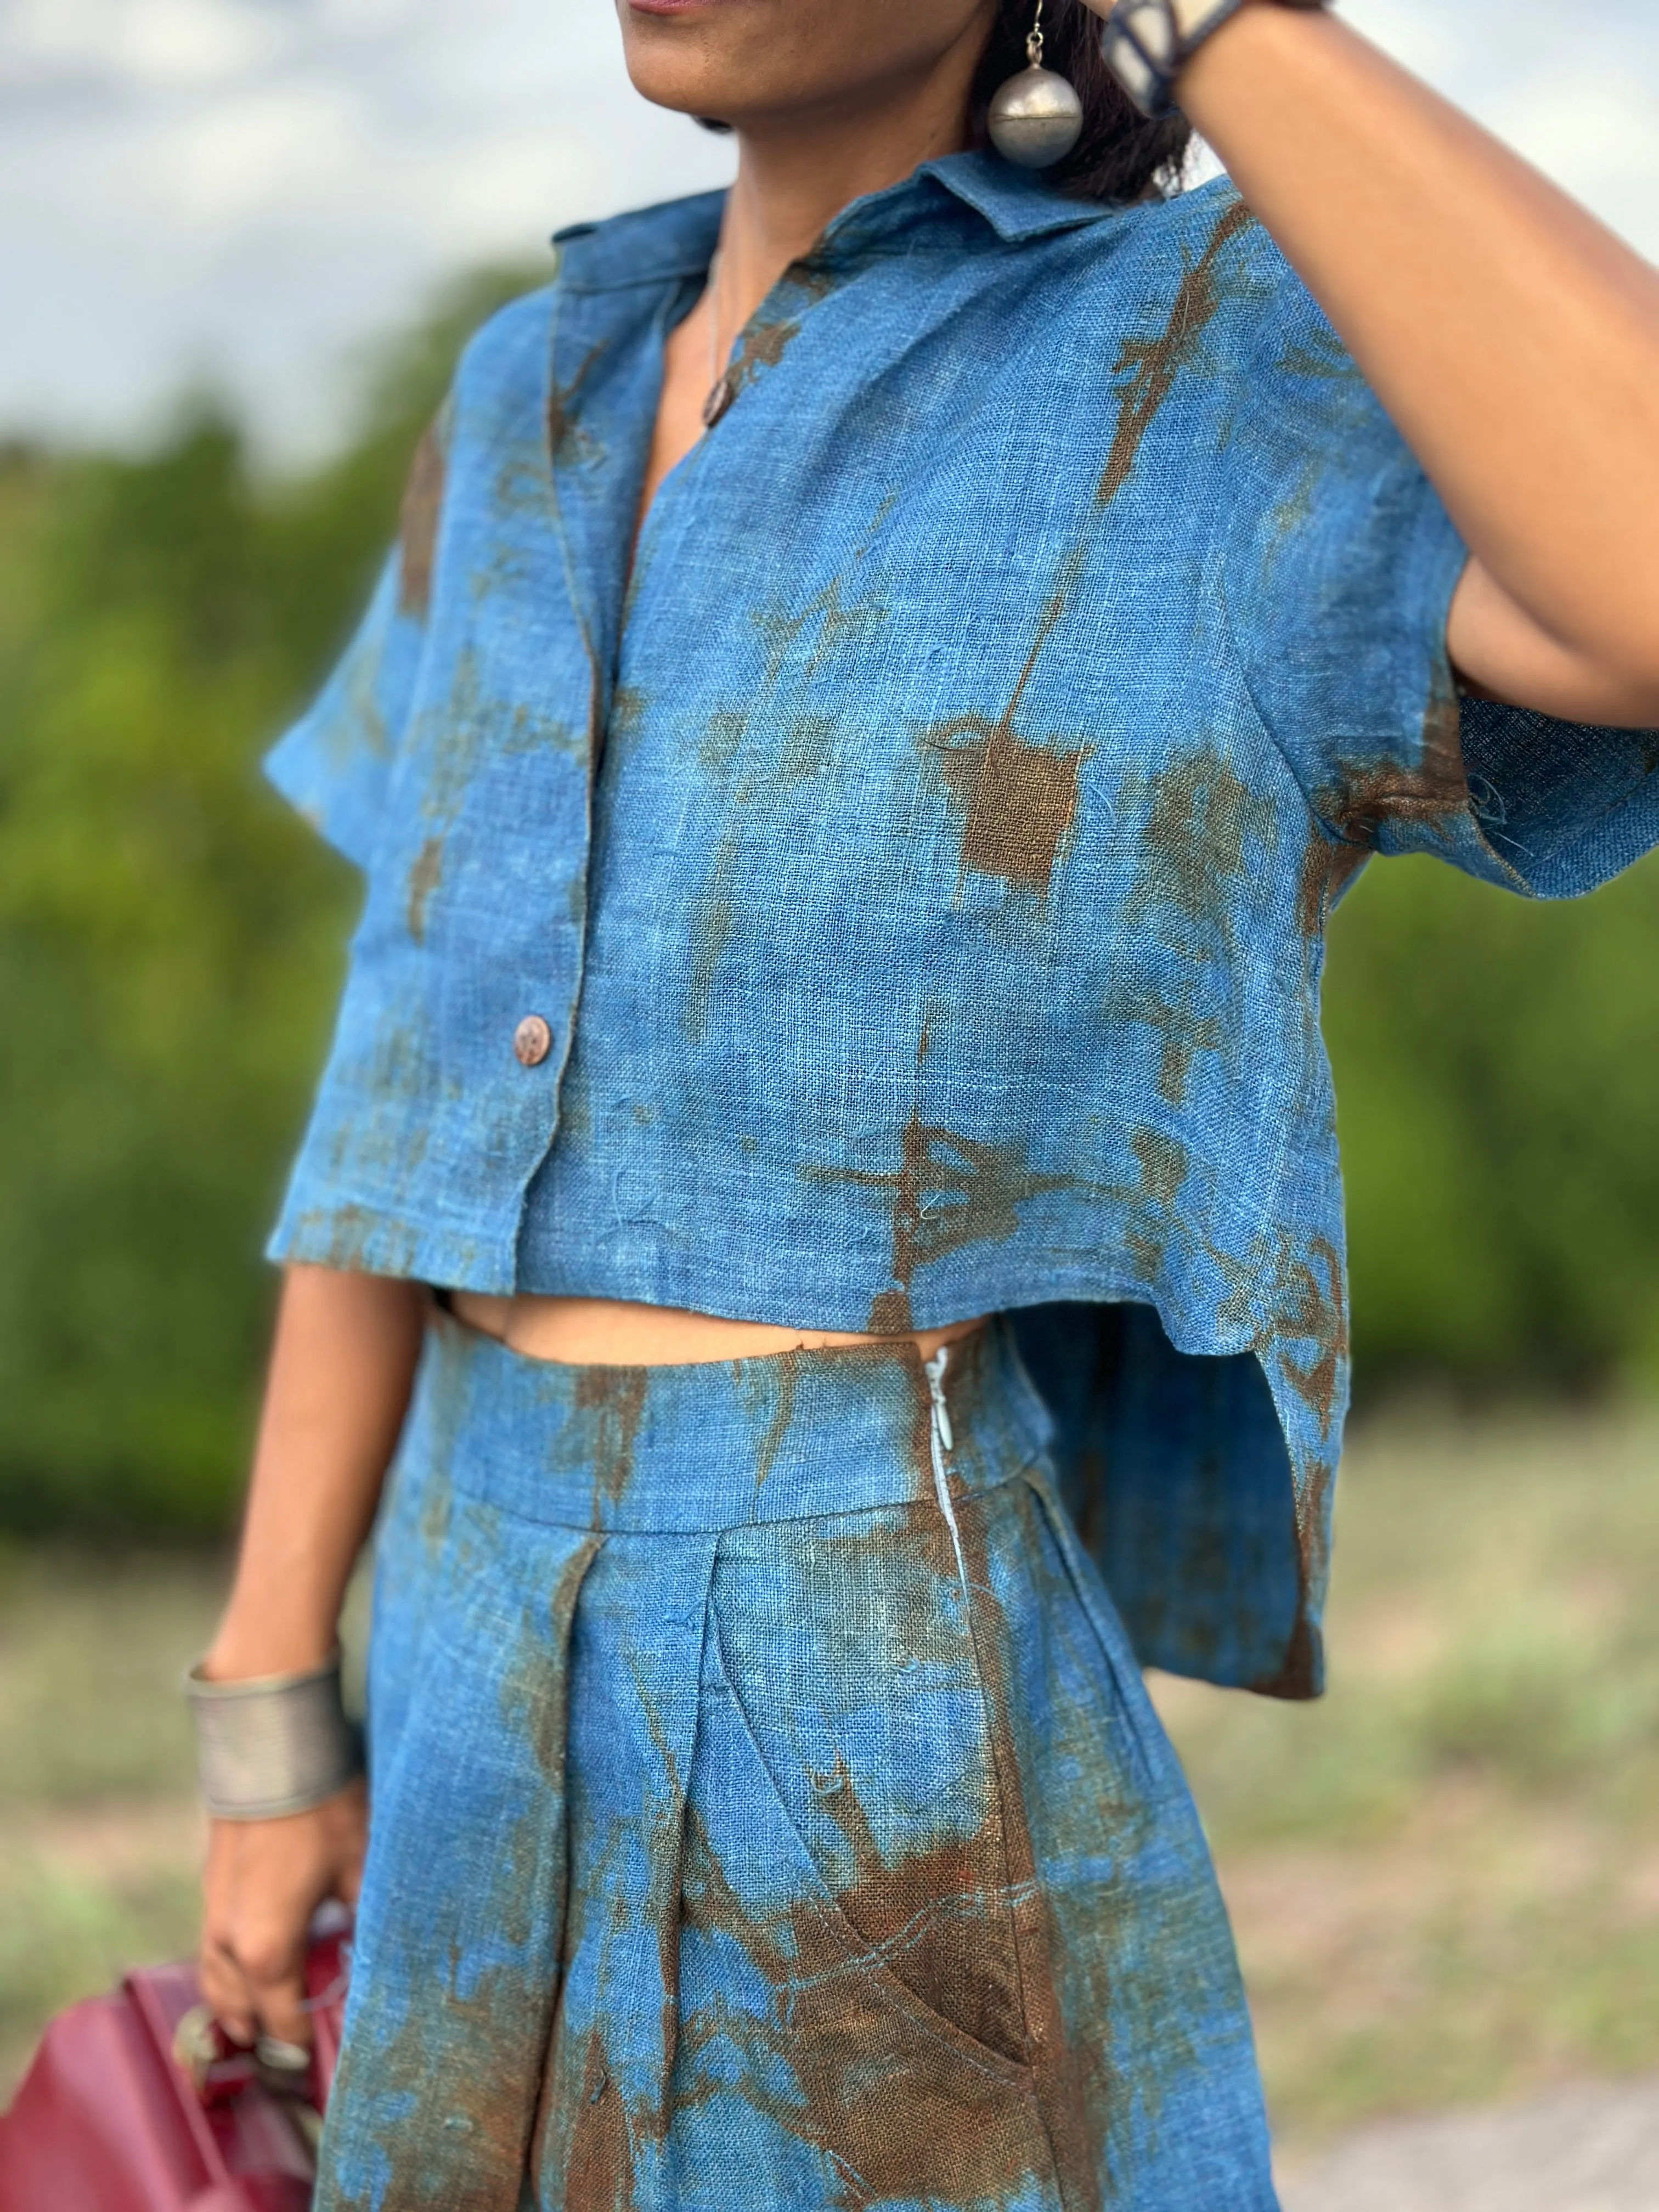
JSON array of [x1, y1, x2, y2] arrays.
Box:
[[197, 1264, 426, 2049], [1112, 0, 1659, 728]]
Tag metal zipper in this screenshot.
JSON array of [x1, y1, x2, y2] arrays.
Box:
[[923, 1346, 970, 1603]]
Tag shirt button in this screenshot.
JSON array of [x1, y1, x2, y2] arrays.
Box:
[[514, 1015, 553, 1068]]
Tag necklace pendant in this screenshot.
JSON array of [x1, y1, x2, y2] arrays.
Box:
[[702, 371, 738, 431]]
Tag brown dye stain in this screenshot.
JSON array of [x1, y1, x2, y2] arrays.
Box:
[[794, 1496, 984, 1678], [934, 726, 1089, 895], [1248, 1447, 1336, 1701], [351, 1957, 554, 2210], [410, 1318, 476, 1560], [1120, 1126, 1190, 1285], [398, 416, 448, 619], [1279, 327, 1361, 382], [547, 341, 606, 466], [532, 1673, 689, 2201], [572, 1367, 648, 1512], [497, 1537, 603, 1791], [1313, 669, 1481, 862], [685, 832, 740, 1044], [726, 316, 802, 404], [698, 710, 746, 770], [1126, 746, 1278, 953], [339, 617, 392, 759], [1099, 199, 1254, 507], [947, 1491, 1097, 2204], [725, 1466, 1088, 2179], [562, 2031, 635, 2211], [1269, 1234, 1347, 1439], [1295, 823, 1370, 937], [809, 1753, 1027, 2065], [626, 1662, 696, 2118], [292, 1202, 422, 1278], [922, 562, 1092, 897], [395, 648, 493, 944], [781, 253, 840, 306], [1249, 1597, 1323, 1702], [678, 1802, 1049, 2212], [753, 1351, 800, 1491], [1212, 1226, 1347, 1440], [855, 486, 901, 556], [1206, 1227, 1348, 1697], [1111, 985, 1225, 1107], [825, 1114, 1071, 1337], [603, 684, 647, 760], [755, 574, 887, 685], [1265, 454, 1322, 549], [1009, 1485, 1225, 2172], [419, 1469, 454, 1559], [324, 1779, 574, 2212], [867, 1286, 917, 1337], [406, 833, 444, 943], [777, 713, 839, 784]]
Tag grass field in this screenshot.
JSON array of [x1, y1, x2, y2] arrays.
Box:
[[3, 1405, 1658, 2156]]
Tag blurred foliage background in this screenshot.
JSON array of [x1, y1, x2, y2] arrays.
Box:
[[0, 270, 537, 1537], [1, 268, 1657, 1539]]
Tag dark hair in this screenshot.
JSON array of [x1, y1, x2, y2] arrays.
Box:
[[969, 0, 1192, 202], [701, 3, 1192, 204]]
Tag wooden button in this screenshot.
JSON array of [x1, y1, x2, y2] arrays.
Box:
[[514, 1015, 552, 1067]]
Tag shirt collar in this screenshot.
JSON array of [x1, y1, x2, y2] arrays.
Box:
[[911, 151, 1125, 244], [553, 152, 1122, 293]]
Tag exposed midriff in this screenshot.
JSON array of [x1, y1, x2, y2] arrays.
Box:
[[448, 1292, 986, 1367]]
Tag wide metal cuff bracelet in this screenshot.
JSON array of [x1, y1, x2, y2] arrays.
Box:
[[185, 1656, 364, 1821], [1100, 0, 1326, 120]]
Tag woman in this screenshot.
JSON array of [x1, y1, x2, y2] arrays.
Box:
[[190, 0, 1659, 2205]]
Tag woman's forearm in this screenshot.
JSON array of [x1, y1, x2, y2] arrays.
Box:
[[1171, 4, 1659, 722], [205, 1265, 426, 1679]]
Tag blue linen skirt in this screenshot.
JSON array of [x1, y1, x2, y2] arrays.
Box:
[[317, 1309, 1279, 2211]]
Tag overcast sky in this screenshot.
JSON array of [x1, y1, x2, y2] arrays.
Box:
[[2, 0, 1656, 460]]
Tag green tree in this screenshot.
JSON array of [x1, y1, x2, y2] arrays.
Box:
[[1329, 848, 1659, 1403], [0, 271, 540, 1536]]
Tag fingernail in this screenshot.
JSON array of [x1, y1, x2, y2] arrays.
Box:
[[257, 2035, 312, 2072]]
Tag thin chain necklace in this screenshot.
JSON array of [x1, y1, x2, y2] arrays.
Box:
[[702, 249, 738, 430]]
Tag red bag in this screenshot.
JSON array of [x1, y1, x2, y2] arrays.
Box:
[[0, 1923, 349, 2212]]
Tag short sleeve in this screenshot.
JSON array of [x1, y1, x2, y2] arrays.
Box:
[[1223, 249, 1659, 900], [262, 413, 448, 872]]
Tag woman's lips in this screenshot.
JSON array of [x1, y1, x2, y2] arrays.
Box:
[[628, 0, 733, 15]]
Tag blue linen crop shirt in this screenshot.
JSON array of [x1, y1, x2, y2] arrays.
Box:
[[264, 154, 1659, 1700]]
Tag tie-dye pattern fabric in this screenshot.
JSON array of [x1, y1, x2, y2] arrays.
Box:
[[262, 154, 1659, 1699], [323, 1311, 1276, 2211]]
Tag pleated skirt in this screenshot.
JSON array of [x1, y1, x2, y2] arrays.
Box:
[[316, 1309, 1279, 2211]]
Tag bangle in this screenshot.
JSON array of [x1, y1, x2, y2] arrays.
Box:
[[1099, 0, 1329, 120], [185, 1654, 364, 1821]]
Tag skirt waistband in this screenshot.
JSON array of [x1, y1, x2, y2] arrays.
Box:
[[411, 1309, 1054, 1534]]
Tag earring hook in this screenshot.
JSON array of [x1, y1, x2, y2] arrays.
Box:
[[1028, 0, 1046, 67]]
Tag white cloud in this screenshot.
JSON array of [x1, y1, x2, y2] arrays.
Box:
[[0, 0, 1654, 457], [1344, 0, 1659, 256]]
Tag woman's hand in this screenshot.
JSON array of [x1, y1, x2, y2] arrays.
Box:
[[198, 1779, 369, 2049]]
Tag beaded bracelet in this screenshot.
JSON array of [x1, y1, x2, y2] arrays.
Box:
[[1098, 0, 1330, 121]]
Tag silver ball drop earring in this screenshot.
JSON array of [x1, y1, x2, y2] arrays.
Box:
[[987, 0, 1085, 170]]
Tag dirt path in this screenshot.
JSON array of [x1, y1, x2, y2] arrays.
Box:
[[1279, 2076, 1659, 2211]]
